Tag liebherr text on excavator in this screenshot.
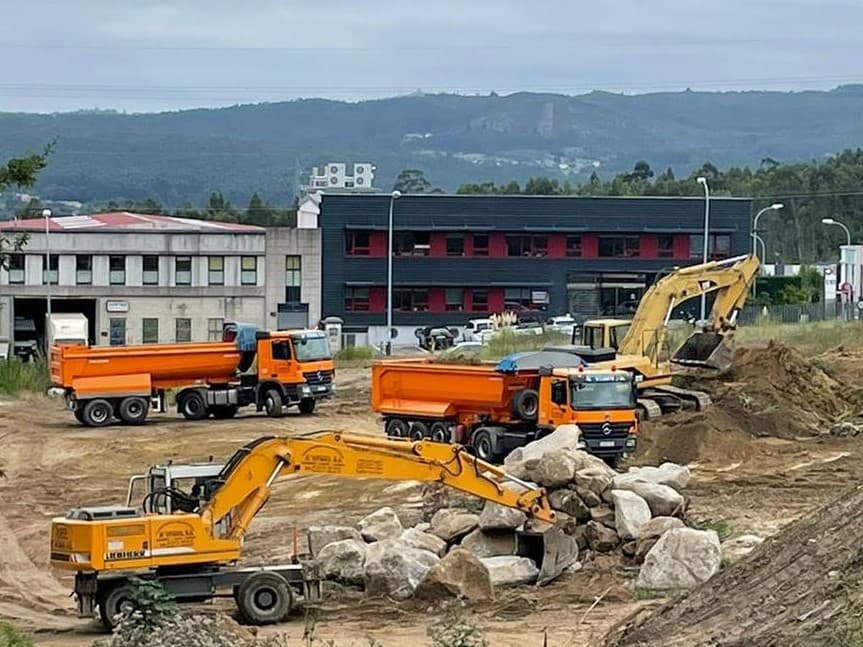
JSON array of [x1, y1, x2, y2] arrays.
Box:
[[50, 431, 568, 630]]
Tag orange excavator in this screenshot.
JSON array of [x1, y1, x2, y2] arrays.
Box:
[[50, 431, 567, 630]]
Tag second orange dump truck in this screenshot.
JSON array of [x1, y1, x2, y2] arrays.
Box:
[[51, 323, 334, 427], [371, 351, 638, 464]]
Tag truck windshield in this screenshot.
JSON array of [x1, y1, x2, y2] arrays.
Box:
[[291, 335, 332, 362], [570, 378, 635, 409]]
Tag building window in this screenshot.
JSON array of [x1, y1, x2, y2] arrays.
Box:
[[175, 256, 192, 285], [143, 255, 159, 285], [445, 288, 464, 311], [76, 255, 92, 285], [207, 317, 224, 341], [658, 235, 674, 258], [506, 235, 548, 257], [176, 318, 192, 342], [208, 256, 224, 285], [109, 318, 126, 346], [345, 287, 370, 311], [599, 236, 640, 258], [241, 256, 257, 285], [142, 318, 159, 344], [7, 253, 24, 284], [690, 234, 732, 260], [471, 289, 489, 312], [345, 231, 371, 256], [394, 232, 431, 256], [446, 235, 465, 256], [285, 255, 301, 303], [43, 255, 59, 285], [472, 234, 489, 257], [505, 288, 532, 309], [109, 255, 126, 285], [566, 236, 582, 258], [393, 288, 429, 311]]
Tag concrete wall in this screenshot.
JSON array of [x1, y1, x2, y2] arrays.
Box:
[[264, 228, 322, 328]]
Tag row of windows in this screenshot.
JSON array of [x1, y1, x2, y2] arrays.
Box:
[[110, 317, 225, 346], [344, 231, 732, 260], [344, 286, 549, 313]]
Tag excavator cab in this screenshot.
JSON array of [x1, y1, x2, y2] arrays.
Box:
[[671, 330, 735, 371]]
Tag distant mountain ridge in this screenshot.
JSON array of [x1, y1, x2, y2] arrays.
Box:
[[1, 86, 862, 207]]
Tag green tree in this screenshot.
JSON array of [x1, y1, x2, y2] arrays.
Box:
[[393, 168, 433, 193], [0, 146, 51, 269]]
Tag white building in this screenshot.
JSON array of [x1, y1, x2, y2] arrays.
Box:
[[309, 162, 375, 191], [0, 212, 322, 351]]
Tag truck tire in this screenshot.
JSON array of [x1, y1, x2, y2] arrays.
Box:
[[212, 404, 238, 419], [471, 429, 496, 463], [264, 389, 284, 417], [82, 399, 113, 428], [99, 582, 136, 630], [512, 388, 540, 422], [179, 391, 208, 420], [73, 408, 87, 425], [409, 421, 429, 441], [298, 398, 316, 415], [118, 396, 149, 425], [236, 571, 293, 625], [385, 418, 409, 438], [430, 421, 450, 443]]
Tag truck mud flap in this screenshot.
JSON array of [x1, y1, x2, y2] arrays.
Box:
[[516, 525, 579, 586], [672, 331, 735, 371]]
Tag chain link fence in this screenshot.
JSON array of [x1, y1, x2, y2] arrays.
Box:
[[738, 302, 849, 325]]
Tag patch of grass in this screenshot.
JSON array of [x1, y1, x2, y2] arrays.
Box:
[[737, 320, 863, 355], [479, 330, 570, 360], [0, 621, 34, 647], [633, 588, 668, 600], [0, 355, 51, 396], [696, 518, 733, 541], [334, 345, 379, 368]]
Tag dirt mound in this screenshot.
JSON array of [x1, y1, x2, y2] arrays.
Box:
[[636, 409, 756, 466], [603, 482, 863, 647]]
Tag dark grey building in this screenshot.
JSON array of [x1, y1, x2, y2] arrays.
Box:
[[318, 194, 751, 345]]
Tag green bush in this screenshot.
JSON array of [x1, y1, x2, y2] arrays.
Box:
[[0, 355, 51, 396], [480, 330, 569, 359], [427, 600, 488, 647], [0, 621, 34, 647], [334, 345, 378, 364]]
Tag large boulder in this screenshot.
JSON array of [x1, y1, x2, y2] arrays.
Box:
[[460, 528, 516, 558], [613, 463, 691, 492], [415, 547, 493, 602], [503, 425, 582, 481], [358, 507, 403, 542], [574, 463, 617, 497], [590, 506, 617, 529], [549, 489, 590, 521], [636, 528, 721, 590], [307, 525, 363, 557], [585, 520, 619, 552], [612, 490, 651, 541], [479, 556, 540, 586], [574, 485, 602, 508], [634, 517, 685, 558], [429, 509, 479, 542], [614, 481, 685, 517], [363, 540, 440, 599], [478, 502, 527, 531], [317, 539, 368, 585], [401, 527, 447, 557]]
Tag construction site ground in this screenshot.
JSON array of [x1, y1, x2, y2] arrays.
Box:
[[4, 333, 863, 646]]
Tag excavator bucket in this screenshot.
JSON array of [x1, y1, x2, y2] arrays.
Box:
[[672, 331, 735, 371], [515, 525, 579, 586]]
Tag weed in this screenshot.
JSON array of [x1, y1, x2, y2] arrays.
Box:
[[696, 518, 733, 541], [633, 588, 667, 601], [334, 345, 379, 368], [480, 330, 569, 360], [737, 320, 863, 356], [427, 600, 488, 647], [0, 621, 34, 647], [0, 355, 50, 396]]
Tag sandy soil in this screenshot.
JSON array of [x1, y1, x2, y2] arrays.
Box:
[[2, 346, 863, 647]]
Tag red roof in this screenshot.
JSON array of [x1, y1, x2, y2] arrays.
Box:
[[0, 212, 264, 233]]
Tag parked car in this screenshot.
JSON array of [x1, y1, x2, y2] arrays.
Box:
[[545, 314, 577, 338], [446, 341, 484, 354], [463, 318, 493, 342]]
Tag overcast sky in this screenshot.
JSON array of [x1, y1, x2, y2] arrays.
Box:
[[1, 0, 861, 113]]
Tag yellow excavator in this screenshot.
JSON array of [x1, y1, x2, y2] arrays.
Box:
[[50, 431, 567, 630], [560, 254, 760, 417]]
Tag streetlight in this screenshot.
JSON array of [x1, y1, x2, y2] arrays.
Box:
[[385, 190, 401, 355], [822, 217, 854, 315], [696, 177, 710, 321], [43, 208, 52, 321], [752, 203, 784, 259], [821, 217, 851, 246]]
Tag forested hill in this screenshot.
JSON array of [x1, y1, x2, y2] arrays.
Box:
[[2, 85, 863, 207]]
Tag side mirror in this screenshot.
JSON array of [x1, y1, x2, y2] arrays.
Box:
[[551, 381, 567, 406]]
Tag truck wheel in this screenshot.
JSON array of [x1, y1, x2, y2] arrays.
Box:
[[298, 398, 316, 414], [118, 397, 149, 425], [430, 421, 450, 443], [99, 582, 136, 630], [512, 388, 540, 422], [386, 418, 409, 438], [472, 429, 496, 463], [236, 571, 293, 625], [264, 389, 284, 417], [73, 408, 87, 425], [179, 391, 208, 420], [212, 404, 238, 419], [409, 421, 429, 441], [82, 399, 113, 427]]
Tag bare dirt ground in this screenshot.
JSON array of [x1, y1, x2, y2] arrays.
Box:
[[3, 342, 863, 646]]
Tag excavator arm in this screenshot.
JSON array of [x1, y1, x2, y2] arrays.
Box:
[[618, 254, 760, 367], [200, 431, 556, 541]]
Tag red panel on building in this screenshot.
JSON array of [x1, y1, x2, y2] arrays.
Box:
[[429, 233, 447, 258], [369, 231, 387, 257], [673, 234, 690, 259], [582, 235, 599, 258], [640, 234, 659, 259], [428, 288, 446, 312], [369, 286, 386, 312], [489, 233, 507, 257], [463, 289, 474, 311], [547, 234, 566, 258], [488, 288, 505, 312]]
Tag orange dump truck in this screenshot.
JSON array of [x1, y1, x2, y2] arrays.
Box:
[[371, 351, 638, 463], [51, 323, 334, 427]]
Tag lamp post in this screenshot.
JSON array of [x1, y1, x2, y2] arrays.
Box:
[[822, 217, 851, 246], [822, 217, 854, 316], [696, 177, 710, 321], [385, 190, 401, 355], [43, 208, 52, 321], [752, 203, 784, 259]]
